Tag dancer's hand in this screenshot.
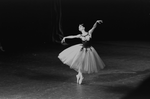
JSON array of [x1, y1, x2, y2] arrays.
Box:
[[61, 37, 65, 43], [96, 20, 103, 24]]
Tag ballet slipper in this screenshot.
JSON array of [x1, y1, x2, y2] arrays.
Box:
[[79, 76, 84, 84], [76, 74, 79, 84]]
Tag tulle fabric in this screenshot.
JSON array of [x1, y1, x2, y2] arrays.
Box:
[[58, 44, 105, 74]]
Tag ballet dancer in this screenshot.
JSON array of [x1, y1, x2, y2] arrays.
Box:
[[58, 20, 105, 84]]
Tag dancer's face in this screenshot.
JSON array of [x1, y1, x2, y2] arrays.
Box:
[[79, 25, 85, 32]]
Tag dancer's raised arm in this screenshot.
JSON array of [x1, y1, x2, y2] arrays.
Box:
[[61, 34, 80, 43], [88, 20, 103, 35]]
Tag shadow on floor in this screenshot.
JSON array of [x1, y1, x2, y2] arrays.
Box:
[[105, 85, 134, 95], [122, 76, 150, 99]]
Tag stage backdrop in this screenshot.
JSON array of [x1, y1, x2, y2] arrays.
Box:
[[0, 0, 149, 50]]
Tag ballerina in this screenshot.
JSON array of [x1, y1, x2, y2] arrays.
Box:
[[58, 20, 105, 84]]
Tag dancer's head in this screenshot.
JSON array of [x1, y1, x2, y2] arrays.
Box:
[[79, 24, 88, 36], [79, 24, 85, 32]]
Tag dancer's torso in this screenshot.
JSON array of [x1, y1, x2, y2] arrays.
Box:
[[80, 33, 91, 48]]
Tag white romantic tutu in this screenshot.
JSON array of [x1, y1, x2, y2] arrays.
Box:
[[58, 44, 105, 73]]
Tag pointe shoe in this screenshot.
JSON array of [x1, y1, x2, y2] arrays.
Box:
[[79, 76, 84, 85], [76, 75, 79, 84]]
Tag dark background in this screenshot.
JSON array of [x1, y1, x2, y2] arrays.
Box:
[[0, 1, 150, 98], [0, 0, 150, 50]]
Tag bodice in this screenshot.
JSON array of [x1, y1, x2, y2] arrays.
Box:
[[80, 34, 92, 48], [80, 33, 91, 41]]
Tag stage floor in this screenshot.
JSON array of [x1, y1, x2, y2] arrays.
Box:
[[0, 41, 150, 99]]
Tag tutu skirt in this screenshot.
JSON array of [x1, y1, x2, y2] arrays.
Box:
[[58, 44, 105, 73]]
